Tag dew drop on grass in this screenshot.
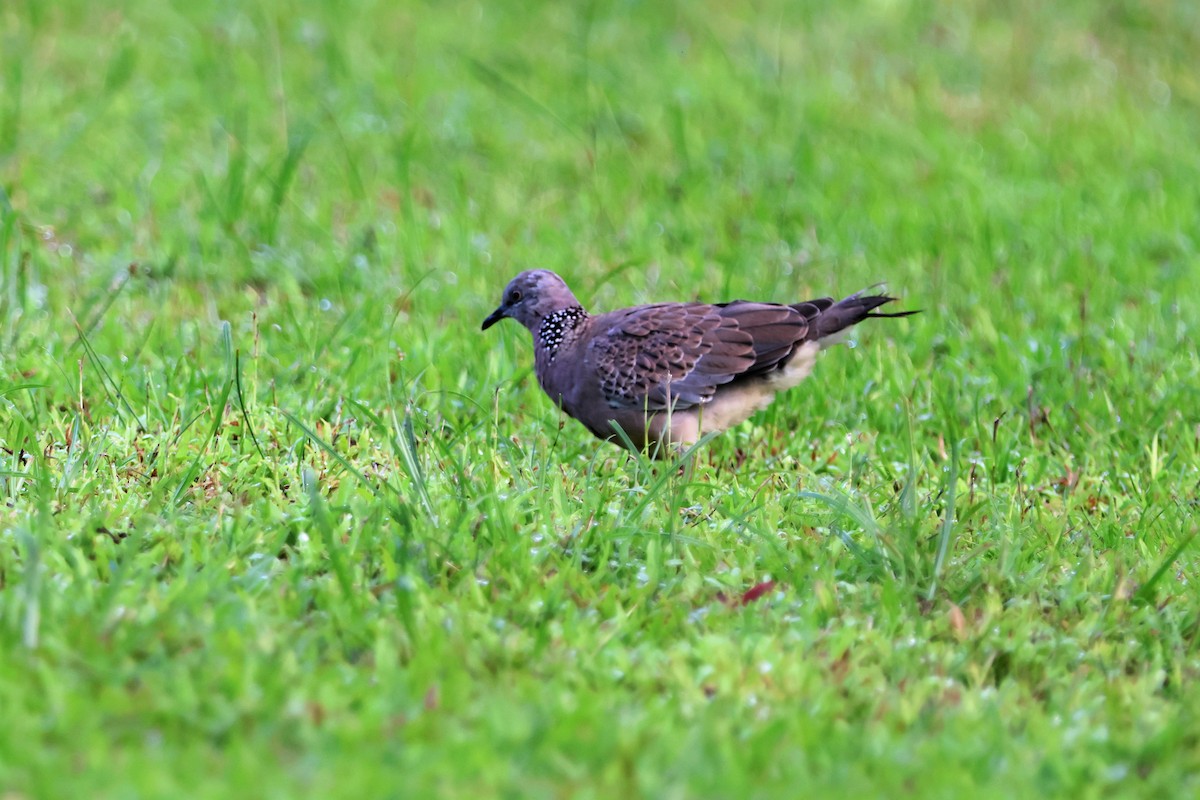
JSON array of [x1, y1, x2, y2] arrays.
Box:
[[1150, 79, 1171, 106], [1105, 764, 1129, 782], [297, 20, 325, 46]]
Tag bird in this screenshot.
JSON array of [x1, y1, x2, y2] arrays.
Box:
[[482, 269, 916, 455]]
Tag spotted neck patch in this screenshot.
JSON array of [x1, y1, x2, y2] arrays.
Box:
[[537, 306, 588, 360]]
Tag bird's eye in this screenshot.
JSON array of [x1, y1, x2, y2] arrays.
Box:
[[508, 290, 522, 304]]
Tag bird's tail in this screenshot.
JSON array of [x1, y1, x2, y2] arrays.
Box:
[[793, 291, 919, 346]]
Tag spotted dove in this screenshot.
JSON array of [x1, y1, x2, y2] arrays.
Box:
[[482, 270, 916, 454]]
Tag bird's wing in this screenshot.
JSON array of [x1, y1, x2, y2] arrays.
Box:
[[589, 302, 812, 411]]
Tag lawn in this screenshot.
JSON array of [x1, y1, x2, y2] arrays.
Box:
[[2, 0, 1199, 796]]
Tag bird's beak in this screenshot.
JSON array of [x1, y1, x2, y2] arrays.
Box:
[[481, 305, 506, 331]]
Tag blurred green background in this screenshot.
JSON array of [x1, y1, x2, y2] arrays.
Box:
[[2, 0, 1199, 797]]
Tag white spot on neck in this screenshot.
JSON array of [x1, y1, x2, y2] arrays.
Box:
[[537, 306, 587, 361]]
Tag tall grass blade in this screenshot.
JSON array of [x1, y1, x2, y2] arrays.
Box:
[[928, 437, 961, 601]]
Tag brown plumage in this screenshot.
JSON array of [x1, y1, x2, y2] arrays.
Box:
[[482, 270, 917, 454]]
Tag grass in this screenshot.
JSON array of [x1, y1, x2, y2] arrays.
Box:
[[2, 0, 1200, 796]]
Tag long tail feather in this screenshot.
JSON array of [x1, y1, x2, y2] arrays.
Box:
[[805, 293, 920, 342]]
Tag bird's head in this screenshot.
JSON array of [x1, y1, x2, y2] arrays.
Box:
[[481, 270, 581, 332]]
